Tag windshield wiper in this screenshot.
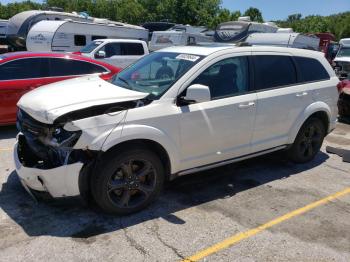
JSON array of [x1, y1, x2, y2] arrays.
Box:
[[117, 76, 132, 90]]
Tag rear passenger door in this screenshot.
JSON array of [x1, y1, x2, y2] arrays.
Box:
[[250, 53, 314, 153]]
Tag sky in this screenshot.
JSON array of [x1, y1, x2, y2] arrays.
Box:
[[222, 0, 350, 21], [0, 0, 349, 21]]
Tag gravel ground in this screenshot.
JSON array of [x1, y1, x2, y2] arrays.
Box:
[[0, 122, 349, 262]]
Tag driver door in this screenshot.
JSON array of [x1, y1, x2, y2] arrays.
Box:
[[178, 55, 257, 171]]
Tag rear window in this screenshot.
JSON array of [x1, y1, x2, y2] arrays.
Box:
[[48, 58, 107, 77], [294, 57, 330, 83], [121, 43, 144, 55], [253, 55, 297, 90]]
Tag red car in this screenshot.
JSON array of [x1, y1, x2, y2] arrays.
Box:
[[337, 78, 350, 121], [0, 52, 121, 125]]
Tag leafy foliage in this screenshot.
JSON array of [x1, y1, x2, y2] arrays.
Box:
[[276, 12, 350, 40]]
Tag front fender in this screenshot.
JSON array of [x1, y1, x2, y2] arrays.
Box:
[[102, 124, 181, 174], [287, 101, 331, 144]]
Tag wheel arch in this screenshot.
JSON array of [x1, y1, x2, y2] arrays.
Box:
[[287, 102, 331, 144]]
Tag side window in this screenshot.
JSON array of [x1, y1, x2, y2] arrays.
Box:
[[91, 35, 107, 41], [120, 43, 145, 55], [294, 57, 330, 83], [253, 55, 297, 90], [48, 58, 107, 77], [74, 35, 86, 46], [191, 56, 250, 100], [0, 58, 45, 80], [99, 43, 121, 58]]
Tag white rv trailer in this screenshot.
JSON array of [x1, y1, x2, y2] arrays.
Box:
[[245, 33, 320, 51], [6, 10, 93, 49], [0, 20, 8, 41], [214, 16, 279, 43], [26, 20, 149, 52], [149, 25, 213, 51]]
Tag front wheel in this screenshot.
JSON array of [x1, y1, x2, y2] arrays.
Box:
[[91, 148, 164, 215], [287, 118, 326, 163]]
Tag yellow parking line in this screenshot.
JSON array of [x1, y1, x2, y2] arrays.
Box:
[[182, 187, 350, 262], [0, 148, 12, 152]]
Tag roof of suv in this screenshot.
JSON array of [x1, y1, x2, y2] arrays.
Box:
[[159, 44, 325, 58]]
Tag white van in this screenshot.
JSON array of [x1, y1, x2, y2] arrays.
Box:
[[334, 38, 350, 79], [77, 39, 149, 68]]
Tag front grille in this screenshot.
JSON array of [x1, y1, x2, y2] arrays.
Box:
[[17, 109, 50, 137]]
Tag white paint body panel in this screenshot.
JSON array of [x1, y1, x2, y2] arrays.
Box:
[[26, 20, 148, 52], [17, 75, 147, 124], [15, 45, 339, 198], [80, 39, 149, 68]]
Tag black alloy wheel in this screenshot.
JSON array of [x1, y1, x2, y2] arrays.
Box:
[[288, 118, 325, 163], [107, 159, 157, 209], [91, 148, 164, 215]]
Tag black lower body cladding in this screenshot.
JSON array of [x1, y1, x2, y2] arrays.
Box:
[[338, 92, 350, 118]]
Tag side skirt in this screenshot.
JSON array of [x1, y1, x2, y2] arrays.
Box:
[[175, 145, 288, 177]]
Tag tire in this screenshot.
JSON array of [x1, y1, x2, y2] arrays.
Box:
[[287, 118, 326, 163], [91, 147, 164, 215]]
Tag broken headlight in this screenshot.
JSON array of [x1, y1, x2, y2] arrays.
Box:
[[39, 127, 82, 148]]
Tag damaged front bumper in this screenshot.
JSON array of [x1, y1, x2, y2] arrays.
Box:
[[14, 134, 84, 199]]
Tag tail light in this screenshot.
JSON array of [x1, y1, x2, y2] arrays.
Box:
[[337, 82, 343, 93]]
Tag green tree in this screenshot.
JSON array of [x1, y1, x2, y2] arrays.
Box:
[[244, 7, 263, 22]]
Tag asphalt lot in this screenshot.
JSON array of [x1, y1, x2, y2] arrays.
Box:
[[0, 122, 349, 261]]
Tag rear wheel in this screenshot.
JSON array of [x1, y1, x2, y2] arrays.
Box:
[[91, 148, 164, 215], [287, 118, 325, 163]]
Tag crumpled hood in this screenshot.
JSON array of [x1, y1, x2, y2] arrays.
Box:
[[18, 75, 148, 124]]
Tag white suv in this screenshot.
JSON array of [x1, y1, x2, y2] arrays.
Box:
[[15, 45, 339, 214]]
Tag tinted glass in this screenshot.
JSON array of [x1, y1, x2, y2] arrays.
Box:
[[48, 58, 106, 77], [99, 43, 121, 58], [91, 35, 107, 41], [74, 35, 86, 46], [121, 43, 144, 55], [253, 55, 296, 90], [112, 52, 203, 99], [0, 58, 44, 80], [191, 56, 250, 99], [294, 57, 330, 82]]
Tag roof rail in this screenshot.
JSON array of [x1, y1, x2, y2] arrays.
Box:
[[236, 42, 251, 47]]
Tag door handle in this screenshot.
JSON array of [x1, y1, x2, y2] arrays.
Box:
[[238, 102, 255, 109], [296, 92, 308, 97]]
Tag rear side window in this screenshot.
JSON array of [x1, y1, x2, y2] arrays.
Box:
[[91, 35, 107, 41], [0, 58, 45, 80], [48, 58, 107, 77], [121, 43, 144, 55], [294, 57, 330, 83], [253, 55, 297, 90], [74, 35, 86, 46]]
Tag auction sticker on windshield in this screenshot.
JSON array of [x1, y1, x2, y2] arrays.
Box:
[[176, 54, 200, 62]]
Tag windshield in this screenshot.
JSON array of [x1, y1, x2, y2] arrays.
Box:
[[337, 47, 350, 57], [80, 41, 103, 53], [111, 52, 203, 99]]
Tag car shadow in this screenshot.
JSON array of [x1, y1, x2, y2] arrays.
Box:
[[0, 125, 17, 139], [0, 151, 329, 240]]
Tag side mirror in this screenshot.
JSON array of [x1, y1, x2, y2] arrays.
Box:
[[95, 50, 106, 59], [181, 84, 211, 105]]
